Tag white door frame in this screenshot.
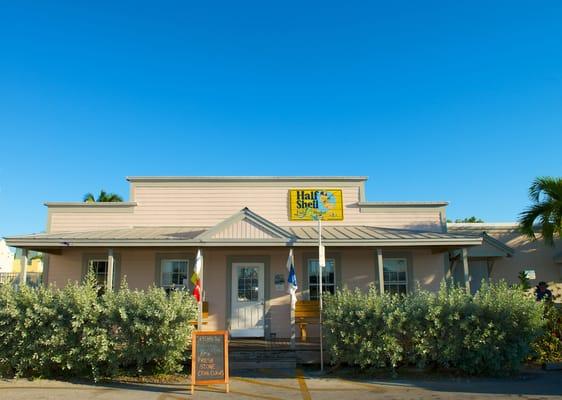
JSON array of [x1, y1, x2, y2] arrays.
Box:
[[230, 262, 265, 338]]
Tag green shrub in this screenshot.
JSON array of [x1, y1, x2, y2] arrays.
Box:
[[324, 281, 544, 375], [323, 287, 404, 368], [428, 281, 544, 374], [531, 302, 562, 363], [0, 274, 197, 380], [104, 280, 196, 374]]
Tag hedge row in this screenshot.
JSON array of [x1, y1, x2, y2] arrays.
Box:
[[0, 274, 197, 380], [323, 281, 545, 375]]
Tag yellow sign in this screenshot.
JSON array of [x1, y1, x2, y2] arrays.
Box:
[[289, 189, 344, 221]]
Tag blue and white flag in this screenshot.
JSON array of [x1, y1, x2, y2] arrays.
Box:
[[286, 248, 298, 309]]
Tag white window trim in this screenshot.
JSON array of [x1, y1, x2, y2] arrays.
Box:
[[88, 259, 109, 287], [383, 257, 408, 293], [236, 265, 261, 303], [160, 258, 189, 290], [307, 258, 336, 300]]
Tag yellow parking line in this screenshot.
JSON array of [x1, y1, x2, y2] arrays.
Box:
[[296, 369, 312, 400]]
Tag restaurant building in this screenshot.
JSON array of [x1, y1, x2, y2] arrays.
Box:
[[7, 176, 556, 338]]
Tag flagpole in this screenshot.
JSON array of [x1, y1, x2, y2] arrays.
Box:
[[289, 249, 296, 350], [318, 216, 324, 372], [198, 249, 203, 330]]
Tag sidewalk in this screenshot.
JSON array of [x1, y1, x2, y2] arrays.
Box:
[[1, 367, 561, 399]]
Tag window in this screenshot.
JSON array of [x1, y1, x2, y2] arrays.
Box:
[[383, 258, 408, 294], [237, 267, 259, 302], [161, 259, 189, 292], [308, 258, 335, 300], [88, 259, 109, 288]]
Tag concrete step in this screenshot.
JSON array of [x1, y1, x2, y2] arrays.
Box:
[[297, 350, 322, 364], [229, 350, 297, 370], [230, 360, 297, 370]]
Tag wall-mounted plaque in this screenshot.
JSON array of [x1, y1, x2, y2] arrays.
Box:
[[275, 273, 285, 291]]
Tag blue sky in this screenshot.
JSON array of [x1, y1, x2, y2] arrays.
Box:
[[1, 1, 561, 237]]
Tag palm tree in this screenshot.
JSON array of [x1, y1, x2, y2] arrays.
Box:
[[83, 190, 123, 203], [518, 177, 562, 246]]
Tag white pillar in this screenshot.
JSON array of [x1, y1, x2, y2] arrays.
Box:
[[462, 248, 470, 293], [377, 248, 384, 294], [290, 300, 296, 349], [20, 249, 28, 287], [107, 248, 114, 291]]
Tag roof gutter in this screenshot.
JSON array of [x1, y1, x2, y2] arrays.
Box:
[[358, 201, 449, 207], [126, 176, 368, 183], [44, 202, 137, 208]]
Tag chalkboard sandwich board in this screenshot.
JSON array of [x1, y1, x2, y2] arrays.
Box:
[[191, 330, 229, 394]]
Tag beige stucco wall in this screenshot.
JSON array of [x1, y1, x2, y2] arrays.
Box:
[[46, 246, 448, 338], [339, 248, 377, 292], [47, 248, 83, 286], [47, 179, 445, 233], [411, 249, 446, 292], [120, 249, 162, 290], [47, 204, 135, 233], [487, 230, 562, 284]]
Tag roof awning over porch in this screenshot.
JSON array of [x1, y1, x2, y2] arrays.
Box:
[[5, 207, 482, 251]]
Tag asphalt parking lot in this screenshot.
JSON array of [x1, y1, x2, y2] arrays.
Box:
[[1, 367, 561, 399]]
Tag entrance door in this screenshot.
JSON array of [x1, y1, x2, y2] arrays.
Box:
[[231, 262, 265, 338]]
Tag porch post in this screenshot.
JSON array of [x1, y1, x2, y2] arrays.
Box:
[[486, 258, 495, 278], [20, 249, 28, 287], [446, 253, 456, 280], [377, 248, 384, 294], [107, 248, 114, 291], [461, 248, 470, 292]]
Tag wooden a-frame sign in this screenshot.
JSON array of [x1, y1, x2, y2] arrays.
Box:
[[191, 330, 229, 394]]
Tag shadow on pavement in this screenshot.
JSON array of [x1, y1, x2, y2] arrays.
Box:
[[327, 368, 562, 397]]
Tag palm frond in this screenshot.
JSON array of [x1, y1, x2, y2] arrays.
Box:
[[84, 190, 123, 202], [520, 176, 562, 246], [106, 193, 124, 202], [83, 193, 95, 202], [97, 190, 108, 202], [529, 176, 562, 202]]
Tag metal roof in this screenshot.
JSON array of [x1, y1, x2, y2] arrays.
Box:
[[286, 226, 471, 241], [9, 227, 207, 241], [446, 225, 515, 258], [5, 225, 482, 248], [5, 207, 482, 249]]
